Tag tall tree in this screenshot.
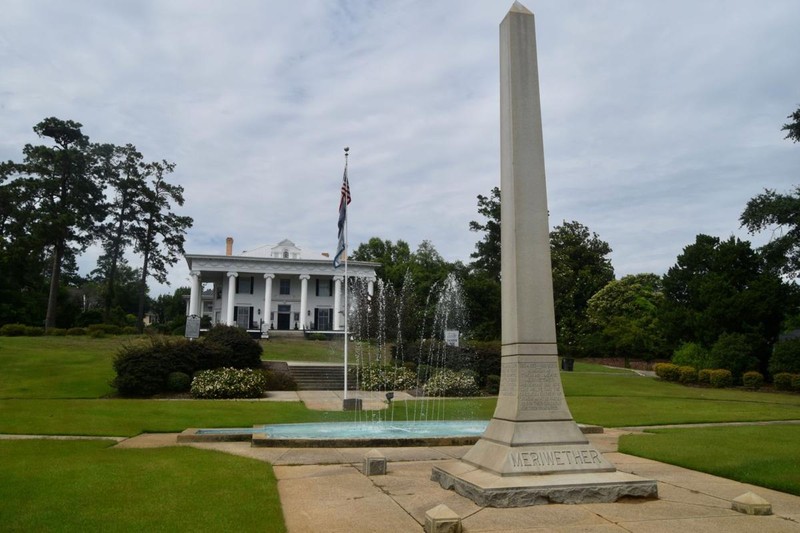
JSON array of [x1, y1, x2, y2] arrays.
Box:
[[550, 220, 615, 354], [740, 106, 800, 278], [585, 273, 668, 360], [661, 234, 795, 372], [5, 118, 108, 329], [96, 143, 145, 320], [131, 160, 193, 332], [469, 186, 501, 281]]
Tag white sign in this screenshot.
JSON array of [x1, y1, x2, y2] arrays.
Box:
[[185, 316, 201, 339], [444, 329, 459, 347]]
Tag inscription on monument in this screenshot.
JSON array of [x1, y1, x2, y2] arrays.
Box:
[[508, 447, 603, 470], [499, 362, 517, 397], [518, 362, 562, 411]]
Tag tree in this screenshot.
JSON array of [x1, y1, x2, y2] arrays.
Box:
[[550, 220, 615, 355], [4, 118, 108, 329], [96, 144, 146, 321], [131, 160, 193, 332], [740, 106, 800, 278], [782, 105, 800, 143], [469, 186, 501, 281], [661, 234, 796, 373], [351, 237, 413, 289], [586, 274, 668, 360]]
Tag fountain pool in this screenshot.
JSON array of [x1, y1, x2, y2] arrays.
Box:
[[178, 420, 489, 447]]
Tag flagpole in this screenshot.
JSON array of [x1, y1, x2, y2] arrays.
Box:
[[343, 147, 349, 400]]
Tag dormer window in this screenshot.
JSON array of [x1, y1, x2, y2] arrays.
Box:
[[283, 249, 289, 258]]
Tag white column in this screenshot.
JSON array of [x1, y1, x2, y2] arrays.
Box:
[[367, 278, 375, 298], [263, 273, 274, 330], [225, 272, 238, 325], [298, 274, 310, 330], [188, 271, 201, 316], [333, 275, 343, 330]]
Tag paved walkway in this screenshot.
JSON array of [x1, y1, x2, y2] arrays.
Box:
[[113, 427, 800, 532]]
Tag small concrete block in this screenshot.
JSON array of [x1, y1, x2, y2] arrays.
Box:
[[424, 504, 461, 533], [731, 491, 772, 515], [363, 449, 387, 476], [343, 398, 363, 411]]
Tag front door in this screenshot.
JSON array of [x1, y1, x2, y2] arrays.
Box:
[[277, 305, 291, 330], [235, 306, 250, 329]]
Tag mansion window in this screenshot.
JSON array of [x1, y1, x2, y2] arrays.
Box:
[[316, 278, 333, 297], [236, 276, 254, 294], [279, 278, 291, 295]]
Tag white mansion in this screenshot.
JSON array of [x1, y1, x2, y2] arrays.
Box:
[[184, 238, 378, 333]]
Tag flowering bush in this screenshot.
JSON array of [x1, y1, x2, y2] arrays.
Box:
[[358, 362, 416, 391], [709, 369, 733, 388], [190, 368, 268, 399], [423, 369, 479, 397], [654, 362, 680, 381], [677, 366, 698, 384], [741, 371, 764, 389]]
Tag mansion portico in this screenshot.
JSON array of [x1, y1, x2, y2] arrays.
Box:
[[184, 238, 378, 333]]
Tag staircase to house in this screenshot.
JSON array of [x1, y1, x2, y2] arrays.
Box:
[[288, 364, 357, 391]]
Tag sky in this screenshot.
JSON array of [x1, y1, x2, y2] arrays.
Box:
[[2, 0, 799, 296]]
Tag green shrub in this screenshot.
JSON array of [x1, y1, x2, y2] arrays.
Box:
[[698, 369, 713, 384], [307, 333, 327, 341], [46, 328, 67, 336], [121, 326, 138, 335], [708, 333, 759, 378], [677, 366, 698, 384], [769, 338, 800, 376], [263, 370, 298, 391], [166, 372, 192, 392], [112, 337, 198, 396], [66, 327, 86, 336], [0, 324, 28, 336], [654, 362, 680, 381], [358, 362, 417, 391], [88, 324, 122, 335], [773, 372, 793, 391], [671, 342, 709, 369], [742, 371, 764, 389], [190, 368, 267, 399], [23, 326, 44, 336], [192, 340, 234, 371], [709, 369, 733, 388], [793, 374, 800, 391], [88, 329, 106, 338], [485, 374, 501, 395], [423, 368, 480, 397], [202, 325, 263, 368]]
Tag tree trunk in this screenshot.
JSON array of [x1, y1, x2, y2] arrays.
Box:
[[45, 241, 64, 331]]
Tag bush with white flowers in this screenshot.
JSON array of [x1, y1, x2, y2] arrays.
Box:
[[190, 367, 268, 399], [358, 362, 416, 391], [422, 368, 479, 397]]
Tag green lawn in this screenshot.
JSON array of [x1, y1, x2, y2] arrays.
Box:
[[2, 333, 800, 519], [261, 336, 346, 363], [0, 439, 285, 532], [619, 424, 800, 496]]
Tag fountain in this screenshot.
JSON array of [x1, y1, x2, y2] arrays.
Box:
[[178, 271, 505, 445]]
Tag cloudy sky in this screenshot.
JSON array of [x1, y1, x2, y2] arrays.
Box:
[[2, 0, 799, 295]]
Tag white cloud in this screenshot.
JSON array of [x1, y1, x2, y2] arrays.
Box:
[[1, 0, 799, 295]]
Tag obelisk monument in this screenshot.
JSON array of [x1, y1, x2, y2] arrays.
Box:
[[431, 2, 657, 506]]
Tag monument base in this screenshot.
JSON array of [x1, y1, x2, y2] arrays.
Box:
[[431, 461, 658, 507]]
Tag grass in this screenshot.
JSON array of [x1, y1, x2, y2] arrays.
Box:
[[0, 439, 285, 532], [260, 336, 345, 363], [619, 424, 800, 496], [0, 336, 126, 398], [2, 333, 800, 518]]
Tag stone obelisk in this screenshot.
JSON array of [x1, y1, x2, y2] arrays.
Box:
[[431, 2, 657, 506]]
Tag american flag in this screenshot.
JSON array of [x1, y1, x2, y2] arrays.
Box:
[[333, 166, 351, 268]]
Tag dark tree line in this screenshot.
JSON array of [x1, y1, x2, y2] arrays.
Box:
[[0, 118, 192, 331]]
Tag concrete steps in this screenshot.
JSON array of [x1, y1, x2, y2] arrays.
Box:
[[288, 364, 356, 391]]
